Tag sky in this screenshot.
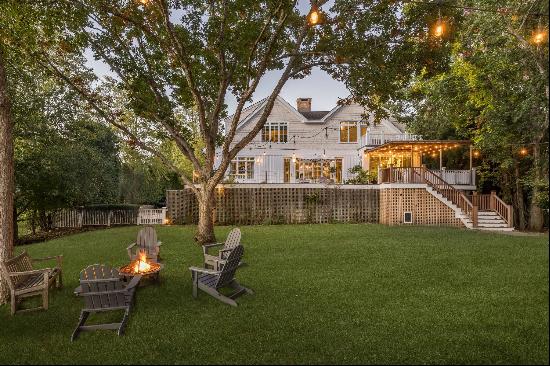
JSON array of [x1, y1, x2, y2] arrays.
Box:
[[85, 0, 349, 114]]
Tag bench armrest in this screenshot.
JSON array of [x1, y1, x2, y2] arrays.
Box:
[[8, 268, 51, 277], [32, 254, 63, 269], [188, 266, 219, 275]]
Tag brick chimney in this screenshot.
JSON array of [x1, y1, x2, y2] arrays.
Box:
[[296, 98, 312, 112]]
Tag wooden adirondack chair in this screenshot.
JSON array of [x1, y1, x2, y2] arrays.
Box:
[[0, 251, 63, 315], [203, 228, 242, 270], [127, 226, 162, 262], [190, 245, 253, 307], [71, 264, 141, 341]]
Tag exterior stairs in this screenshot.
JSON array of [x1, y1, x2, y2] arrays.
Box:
[[425, 186, 514, 232]]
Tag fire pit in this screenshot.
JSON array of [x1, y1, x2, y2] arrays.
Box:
[[119, 251, 163, 284]]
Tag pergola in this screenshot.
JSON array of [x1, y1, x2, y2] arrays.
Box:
[[363, 140, 473, 171]]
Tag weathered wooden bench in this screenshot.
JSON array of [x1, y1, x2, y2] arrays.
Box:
[[127, 226, 162, 262], [0, 251, 63, 315], [190, 245, 253, 307], [203, 227, 244, 271], [72, 264, 141, 341]]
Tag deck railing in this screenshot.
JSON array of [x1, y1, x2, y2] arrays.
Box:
[[469, 192, 514, 228], [431, 169, 476, 186], [363, 133, 422, 146], [379, 167, 513, 228]]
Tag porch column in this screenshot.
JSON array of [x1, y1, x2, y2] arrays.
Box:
[[439, 148, 443, 169]]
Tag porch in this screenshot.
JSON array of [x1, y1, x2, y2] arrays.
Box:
[[363, 140, 476, 190]]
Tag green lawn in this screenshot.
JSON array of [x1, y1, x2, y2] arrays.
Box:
[[0, 224, 548, 364]]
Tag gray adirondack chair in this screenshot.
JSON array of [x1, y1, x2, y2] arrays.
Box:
[[127, 226, 162, 262], [190, 245, 253, 307], [203, 228, 243, 270], [71, 264, 141, 341]]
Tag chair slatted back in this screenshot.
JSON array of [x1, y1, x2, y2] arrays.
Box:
[[223, 228, 241, 251], [215, 245, 244, 289], [79, 265, 126, 309], [1, 251, 34, 289], [137, 226, 158, 256]]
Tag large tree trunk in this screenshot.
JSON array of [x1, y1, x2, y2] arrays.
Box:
[[0, 46, 15, 304], [514, 162, 527, 230], [194, 187, 216, 244], [528, 141, 544, 231]]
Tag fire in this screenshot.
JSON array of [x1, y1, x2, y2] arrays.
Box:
[[133, 251, 151, 273]]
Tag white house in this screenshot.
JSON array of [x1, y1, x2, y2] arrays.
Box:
[[217, 96, 417, 184]]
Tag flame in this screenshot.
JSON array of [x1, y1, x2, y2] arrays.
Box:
[[134, 251, 151, 273]]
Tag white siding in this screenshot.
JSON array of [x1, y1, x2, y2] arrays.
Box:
[[218, 96, 405, 183]]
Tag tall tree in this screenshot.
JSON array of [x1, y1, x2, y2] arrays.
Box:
[[0, 46, 15, 303], [386, 0, 549, 230]]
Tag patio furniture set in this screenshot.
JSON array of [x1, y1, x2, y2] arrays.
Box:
[[0, 226, 253, 341]]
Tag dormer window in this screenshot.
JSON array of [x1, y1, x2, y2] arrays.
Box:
[[262, 122, 288, 143], [339, 122, 357, 143]]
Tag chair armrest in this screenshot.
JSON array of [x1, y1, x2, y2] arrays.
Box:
[[188, 266, 220, 275], [124, 275, 142, 291], [157, 241, 162, 246], [8, 268, 51, 277], [126, 242, 137, 251], [74, 285, 82, 295], [78, 289, 133, 297], [202, 242, 224, 255]]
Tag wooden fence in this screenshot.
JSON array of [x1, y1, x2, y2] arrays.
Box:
[[166, 185, 380, 225], [52, 207, 167, 228]]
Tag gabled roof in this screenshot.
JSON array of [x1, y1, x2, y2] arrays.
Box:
[[300, 111, 330, 120], [226, 94, 407, 131]]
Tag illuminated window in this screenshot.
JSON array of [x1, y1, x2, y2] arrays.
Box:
[[339, 122, 357, 143], [262, 122, 288, 143], [229, 157, 255, 180]]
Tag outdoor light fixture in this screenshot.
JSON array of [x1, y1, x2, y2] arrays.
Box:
[[307, 4, 324, 26], [292, 153, 297, 163], [473, 151, 480, 157]]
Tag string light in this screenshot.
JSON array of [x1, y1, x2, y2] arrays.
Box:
[[532, 28, 548, 45], [519, 147, 528, 156], [307, 4, 323, 26]]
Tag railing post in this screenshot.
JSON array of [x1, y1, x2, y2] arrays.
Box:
[[471, 167, 476, 186], [472, 191, 478, 207], [107, 210, 112, 227], [472, 205, 478, 228], [389, 165, 394, 183], [508, 205, 514, 228], [421, 164, 426, 183], [377, 166, 382, 184], [490, 190, 496, 211]]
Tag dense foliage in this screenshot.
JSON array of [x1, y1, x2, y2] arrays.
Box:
[[383, 0, 549, 230]]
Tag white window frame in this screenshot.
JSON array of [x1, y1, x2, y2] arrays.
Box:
[[229, 157, 255, 180], [262, 122, 288, 143], [339, 122, 358, 143]]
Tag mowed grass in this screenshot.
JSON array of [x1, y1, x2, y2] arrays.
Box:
[[0, 224, 548, 364]]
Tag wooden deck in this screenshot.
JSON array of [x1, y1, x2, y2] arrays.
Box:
[[378, 167, 513, 229]]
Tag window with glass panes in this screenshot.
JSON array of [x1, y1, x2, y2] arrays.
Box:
[[261, 122, 288, 143], [229, 157, 255, 180], [339, 122, 357, 143]]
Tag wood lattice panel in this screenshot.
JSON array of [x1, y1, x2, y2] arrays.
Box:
[[166, 187, 380, 225], [379, 188, 463, 227]]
